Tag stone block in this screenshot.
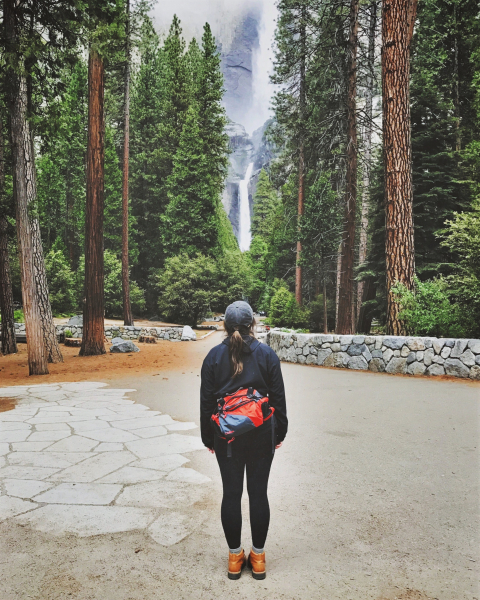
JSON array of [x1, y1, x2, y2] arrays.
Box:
[[459, 349, 475, 367], [347, 356, 368, 370], [365, 336, 375, 345], [444, 339, 455, 348], [369, 358, 385, 372], [393, 349, 401, 357], [385, 357, 407, 375], [352, 336, 365, 344], [316, 348, 332, 366], [432, 355, 445, 365], [424, 338, 433, 348], [407, 362, 426, 376], [338, 335, 353, 345], [476, 356, 480, 366], [382, 348, 394, 363], [305, 354, 317, 365], [440, 346, 451, 359], [426, 364, 445, 376], [383, 336, 407, 350], [401, 345, 410, 357], [451, 339, 469, 358], [444, 358, 470, 378], [303, 345, 310, 356], [324, 352, 348, 368], [416, 351, 424, 361], [407, 338, 425, 351], [297, 355, 306, 364], [320, 335, 334, 343], [371, 349, 383, 359], [331, 343, 341, 352], [375, 337, 384, 349], [362, 347, 372, 362], [467, 339, 480, 354], [295, 347, 303, 355], [423, 348, 434, 367], [286, 347, 297, 362], [470, 366, 480, 380], [406, 352, 416, 365], [347, 344, 366, 356]]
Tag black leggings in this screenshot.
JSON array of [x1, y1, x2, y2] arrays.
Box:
[[214, 423, 275, 550]]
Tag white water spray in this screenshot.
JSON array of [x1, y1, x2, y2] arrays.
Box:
[[239, 162, 254, 251]]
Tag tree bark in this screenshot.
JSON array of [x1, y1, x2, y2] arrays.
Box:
[[295, 10, 306, 306], [356, 0, 377, 327], [122, 0, 134, 326], [323, 278, 328, 334], [4, 0, 48, 374], [382, 0, 417, 335], [80, 49, 106, 357], [335, 239, 341, 329], [336, 0, 359, 335], [0, 113, 17, 355]]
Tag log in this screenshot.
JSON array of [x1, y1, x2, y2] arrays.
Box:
[[138, 335, 156, 344], [65, 338, 82, 347]]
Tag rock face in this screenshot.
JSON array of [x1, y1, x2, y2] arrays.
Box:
[[110, 341, 140, 354], [67, 315, 83, 326], [266, 331, 480, 380], [181, 326, 197, 341]]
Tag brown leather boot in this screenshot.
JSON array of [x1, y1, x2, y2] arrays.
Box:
[[228, 549, 246, 580], [247, 549, 266, 580]]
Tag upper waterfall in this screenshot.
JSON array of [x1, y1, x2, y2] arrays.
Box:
[[239, 162, 254, 251]]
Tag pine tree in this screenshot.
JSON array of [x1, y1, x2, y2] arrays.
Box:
[[251, 169, 279, 239]]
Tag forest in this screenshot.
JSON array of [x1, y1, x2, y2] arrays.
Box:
[[0, 0, 479, 376]]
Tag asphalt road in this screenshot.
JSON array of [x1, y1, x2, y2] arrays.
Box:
[[1, 331, 478, 600]]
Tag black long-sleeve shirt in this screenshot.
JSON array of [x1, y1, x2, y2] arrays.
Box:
[[200, 335, 288, 449]]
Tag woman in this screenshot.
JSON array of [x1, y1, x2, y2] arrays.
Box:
[[200, 300, 288, 580]]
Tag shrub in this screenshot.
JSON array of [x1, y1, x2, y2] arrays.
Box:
[[64, 329, 73, 338], [392, 276, 470, 338], [45, 240, 76, 315], [268, 283, 309, 328]]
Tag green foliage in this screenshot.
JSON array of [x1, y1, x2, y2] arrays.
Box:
[[267, 282, 308, 329], [14, 310, 24, 323], [103, 251, 146, 318], [64, 329, 73, 339], [392, 277, 469, 338], [45, 241, 77, 315]]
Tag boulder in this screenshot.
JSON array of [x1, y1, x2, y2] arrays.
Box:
[[407, 361, 426, 376], [383, 336, 407, 350], [467, 339, 480, 354], [433, 338, 446, 354], [111, 337, 124, 345], [110, 341, 140, 353], [459, 349, 476, 367], [316, 348, 332, 366], [450, 339, 468, 358], [426, 364, 445, 376], [406, 337, 425, 351], [470, 366, 480, 380], [385, 357, 407, 375], [181, 325, 197, 341], [347, 356, 368, 370], [67, 315, 83, 326], [347, 343, 366, 356], [382, 348, 394, 363], [324, 351, 348, 368], [444, 358, 469, 378], [406, 352, 416, 365], [423, 348, 434, 367], [369, 358, 386, 373]]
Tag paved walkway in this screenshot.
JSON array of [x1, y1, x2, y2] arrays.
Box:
[[0, 333, 478, 600], [0, 382, 209, 544]]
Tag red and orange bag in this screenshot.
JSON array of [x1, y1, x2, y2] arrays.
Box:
[[211, 387, 275, 457]]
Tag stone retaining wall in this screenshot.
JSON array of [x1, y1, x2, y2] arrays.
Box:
[[10, 323, 185, 341], [267, 332, 480, 380]]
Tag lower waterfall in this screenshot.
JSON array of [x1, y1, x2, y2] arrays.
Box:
[[239, 162, 254, 252]]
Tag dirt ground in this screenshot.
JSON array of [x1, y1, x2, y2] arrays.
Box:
[[1, 333, 479, 600]]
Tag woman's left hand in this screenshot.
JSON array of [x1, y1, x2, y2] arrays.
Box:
[[275, 442, 282, 449], [207, 448, 215, 454]]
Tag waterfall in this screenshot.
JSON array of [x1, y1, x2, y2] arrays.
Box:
[[239, 162, 254, 252]]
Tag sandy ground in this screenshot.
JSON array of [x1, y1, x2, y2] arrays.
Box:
[[1, 332, 479, 600]]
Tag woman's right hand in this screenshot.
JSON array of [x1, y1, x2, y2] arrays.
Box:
[[208, 448, 215, 454], [275, 443, 282, 449]]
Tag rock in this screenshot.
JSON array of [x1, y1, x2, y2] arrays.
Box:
[[362, 347, 372, 362], [385, 357, 407, 375], [424, 338, 433, 348], [393, 349, 401, 357], [467, 339, 480, 354], [369, 358, 385, 373], [331, 343, 341, 352], [407, 338, 425, 351], [306, 354, 317, 365], [444, 358, 469, 378], [416, 351, 424, 361], [111, 337, 124, 345], [470, 366, 480, 380], [406, 352, 416, 365], [382, 348, 394, 363], [110, 341, 140, 354], [302, 345, 310, 356], [459, 349, 475, 367], [316, 348, 332, 366], [433, 338, 446, 354], [423, 348, 434, 367], [181, 326, 197, 341], [426, 364, 445, 376], [440, 346, 451, 359], [320, 335, 334, 343], [347, 344, 366, 356], [67, 315, 83, 326], [324, 352, 348, 368], [477, 356, 480, 366], [401, 345, 410, 357], [450, 339, 469, 358], [371, 349, 383, 359], [309, 346, 317, 355], [407, 361, 426, 376], [444, 339, 455, 347], [286, 347, 297, 362], [365, 336, 376, 345], [432, 355, 445, 365], [352, 336, 365, 344], [347, 356, 368, 370], [374, 337, 384, 350], [297, 355, 306, 364], [383, 336, 407, 350]]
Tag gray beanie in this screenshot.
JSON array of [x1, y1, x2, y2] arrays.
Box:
[[224, 301, 254, 329]]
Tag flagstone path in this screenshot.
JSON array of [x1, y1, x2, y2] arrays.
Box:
[[0, 382, 210, 545]]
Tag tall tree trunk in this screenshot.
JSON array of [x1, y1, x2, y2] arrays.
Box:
[[382, 0, 417, 335], [0, 113, 17, 355], [295, 11, 306, 306], [4, 0, 48, 374], [323, 278, 328, 334], [453, 3, 461, 152], [335, 239, 342, 329], [122, 0, 134, 326], [80, 49, 106, 357], [356, 0, 377, 327], [336, 0, 359, 335]]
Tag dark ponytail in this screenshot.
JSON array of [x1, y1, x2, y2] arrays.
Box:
[[224, 319, 256, 378]]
